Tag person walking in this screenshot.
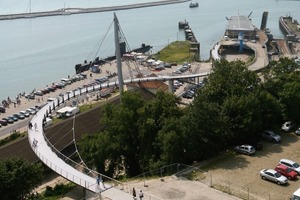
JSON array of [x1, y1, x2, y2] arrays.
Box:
[[139, 190, 144, 200], [132, 187, 136, 199], [96, 174, 100, 186]]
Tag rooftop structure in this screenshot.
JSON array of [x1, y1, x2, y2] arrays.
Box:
[[225, 15, 256, 39]]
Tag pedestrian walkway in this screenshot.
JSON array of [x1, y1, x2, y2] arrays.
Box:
[[27, 97, 134, 200]]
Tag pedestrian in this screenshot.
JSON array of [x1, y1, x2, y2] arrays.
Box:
[[28, 122, 33, 130], [132, 187, 136, 199], [96, 174, 100, 185], [139, 190, 143, 200], [34, 123, 37, 131]]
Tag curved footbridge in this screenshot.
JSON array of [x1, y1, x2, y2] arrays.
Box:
[[28, 72, 209, 199], [28, 99, 133, 199]]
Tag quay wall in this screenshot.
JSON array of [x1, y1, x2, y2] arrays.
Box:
[[0, 0, 190, 20]]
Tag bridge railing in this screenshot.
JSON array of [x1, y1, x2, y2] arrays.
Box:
[[39, 99, 128, 192]]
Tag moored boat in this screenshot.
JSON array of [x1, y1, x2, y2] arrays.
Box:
[[189, 2, 199, 8]]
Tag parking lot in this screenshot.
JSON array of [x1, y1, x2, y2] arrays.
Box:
[[200, 130, 300, 200]]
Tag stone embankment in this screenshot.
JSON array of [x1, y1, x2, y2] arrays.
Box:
[[0, 0, 190, 20]]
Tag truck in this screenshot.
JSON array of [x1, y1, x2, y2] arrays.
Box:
[[65, 106, 80, 118], [56, 106, 72, 118]]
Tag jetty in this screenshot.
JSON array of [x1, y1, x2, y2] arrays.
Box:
[[0, 0, 189, 20], [178, 20, 200, 60], [278, 16, 300, 55]]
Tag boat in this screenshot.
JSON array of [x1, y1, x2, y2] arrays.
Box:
[[75, 43, 152, 74], [189, 2, 199, 8]]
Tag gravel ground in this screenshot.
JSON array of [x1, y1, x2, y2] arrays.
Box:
[[199, 131, 300, 200]]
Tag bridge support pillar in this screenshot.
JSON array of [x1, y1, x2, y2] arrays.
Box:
[[168, 80, 174, 93], [82, 187, 86, 200]]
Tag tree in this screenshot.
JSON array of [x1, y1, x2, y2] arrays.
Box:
[[0, 157, 44, 200], [262, 58, 300, 121]]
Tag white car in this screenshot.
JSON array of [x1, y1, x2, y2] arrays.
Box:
[[260, 169, 288, 185], [291, 188, 300, 200], [295, 128, 300, 136], [281, 121, 296, 132], [279, 159, 300, 175]]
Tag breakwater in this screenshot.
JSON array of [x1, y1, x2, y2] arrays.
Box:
[[0, 0, 190, 20]]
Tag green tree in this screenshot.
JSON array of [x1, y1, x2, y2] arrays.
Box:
[[0, 157, 44, 200], [262, 57, 300, 121]]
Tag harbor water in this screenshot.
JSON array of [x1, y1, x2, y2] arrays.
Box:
[[0, 0, 300, 101]]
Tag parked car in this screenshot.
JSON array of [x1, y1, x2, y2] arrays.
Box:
[[234, 144, 256, 155], [262, 130, 281, 143], [281, 121, 296, 132], [182, 91, 194, 99], [25, 93, 35, 99], [291, 188, 300, 200], [279, 159, 300, 175], [8, 116, 18, 122], [13, 113, 25, 120], [274, 164, 298, 180], [0, 120, 7, 126], [0, 106, 5, 113], [2, 117, 13, 124], [19, 111, 29, 118], [296, 128, 300, 136], [260, 169, 288, 185], [34, 90, 43, 96]]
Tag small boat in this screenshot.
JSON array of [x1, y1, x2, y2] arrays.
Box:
[[189, 2, 199, 8]]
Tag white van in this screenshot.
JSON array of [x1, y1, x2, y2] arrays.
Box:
[[43, 117, 53, 128], [56, 106, 72, 118], [291, 188, 300, 200], [65, 107, 80, 118]]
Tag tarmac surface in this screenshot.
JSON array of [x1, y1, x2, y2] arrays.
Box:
[[0, 59, 212, 139]]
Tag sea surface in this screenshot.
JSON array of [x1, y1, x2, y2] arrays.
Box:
[[0, 0, 299, 101]]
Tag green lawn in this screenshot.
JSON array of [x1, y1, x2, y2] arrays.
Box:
[[153, 41, 198, 64]]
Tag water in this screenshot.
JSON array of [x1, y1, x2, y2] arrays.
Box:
[[0, 0, 300, 101]]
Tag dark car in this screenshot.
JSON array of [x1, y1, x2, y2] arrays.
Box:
[[8, 116, 18, 122], [0, 120, 7, 126], [2, 117, 13, 124], [13, 113, 25, 120], [0, 106, 5, 113]]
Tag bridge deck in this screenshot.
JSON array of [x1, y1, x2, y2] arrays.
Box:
[[28, 98, 134, 200]]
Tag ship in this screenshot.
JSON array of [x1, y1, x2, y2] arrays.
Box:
[[75, 43, 152, 74], [189, 2, 199, 8]]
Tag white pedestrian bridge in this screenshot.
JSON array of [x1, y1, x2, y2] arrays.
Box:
[[28, 72, 209, 199]]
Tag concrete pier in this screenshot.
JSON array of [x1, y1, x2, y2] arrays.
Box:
[[0, 0, 190, 21]]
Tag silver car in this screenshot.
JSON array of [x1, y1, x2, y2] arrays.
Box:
[[260, 169, 288, 185], [234, 144, 256, 155], [262, 130, 281, 143]]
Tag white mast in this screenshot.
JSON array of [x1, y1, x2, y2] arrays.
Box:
[[114, 13, 124, 94]]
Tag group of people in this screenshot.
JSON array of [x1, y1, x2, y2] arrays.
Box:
[[132, 187, 143, 200]]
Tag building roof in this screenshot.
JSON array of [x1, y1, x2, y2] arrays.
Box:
[[226, 15, 255, 31]]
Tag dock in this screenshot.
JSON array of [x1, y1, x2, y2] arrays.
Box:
[[0, 0, 189, 20], [178, 20, 200, 60]]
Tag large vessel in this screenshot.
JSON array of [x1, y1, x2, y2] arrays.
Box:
[[75, 43, 152, 74]]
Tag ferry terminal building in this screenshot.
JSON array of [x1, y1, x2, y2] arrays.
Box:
[[224, 15, 256, 40]]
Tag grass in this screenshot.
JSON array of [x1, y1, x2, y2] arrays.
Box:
[[152, 41, 197, 64], [0, 131, 26, 147], [42, 183, 76, 200]]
